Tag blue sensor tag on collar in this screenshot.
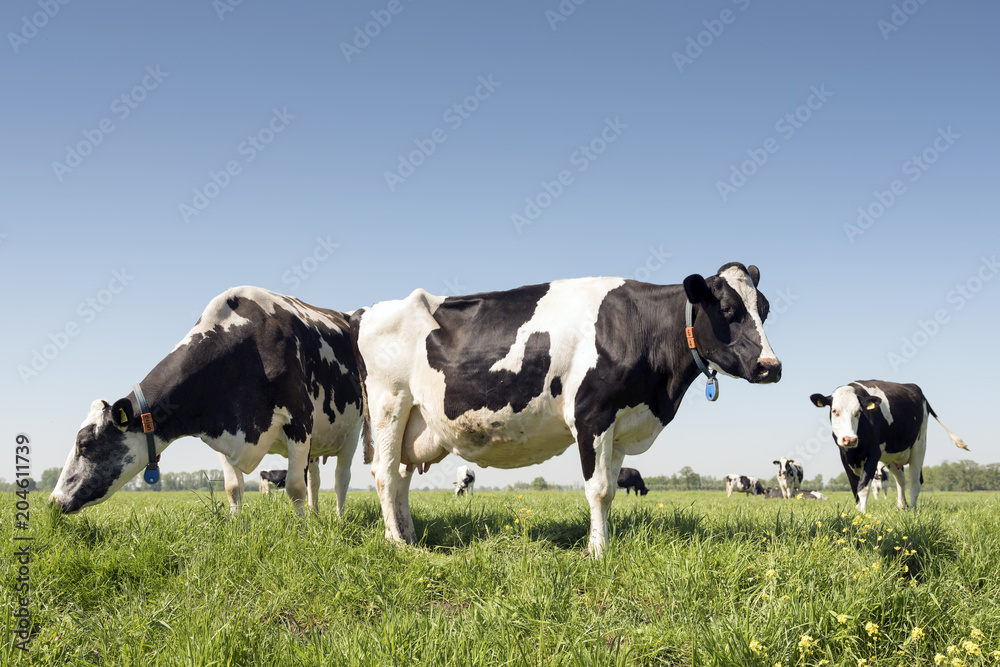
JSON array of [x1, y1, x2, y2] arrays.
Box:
[[144, 468, 159, 485], [706, 376, 719, 402]]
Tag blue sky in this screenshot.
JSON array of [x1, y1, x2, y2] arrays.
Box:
[[2, 0, 997, 492]]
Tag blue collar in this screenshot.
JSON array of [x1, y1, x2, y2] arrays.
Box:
[[133, 383, 160, 484], [684, 301, 720, 402]]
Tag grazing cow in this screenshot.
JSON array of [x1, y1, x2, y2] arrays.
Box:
[[871, 460, 890, 500], [259, 469, 288, 494], [725, 474, 765, 497], [454, 465, 476, 496], [50, 286, 364, 517], [764, 487, 826, 500], [617, 467, 649, 496], [810, 380, 967, 512], [352, 263, 781, 557], [772, 457, 804, 498]]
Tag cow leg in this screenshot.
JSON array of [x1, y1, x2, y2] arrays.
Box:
[[329, 449, 350, 518], [259, 478, 269, 495], [778, 479, 789, 499], [888, 465, 907, 509], [285, 439, 311, 516], [908, 423, 928, 509], [855, 456, 881, 513], [579, 427, 624, 559], [218, 453, 244, 514], [307, 458, 321, 515], [370, 393, 418, 544]]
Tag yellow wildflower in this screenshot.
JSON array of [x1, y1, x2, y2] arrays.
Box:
[[970, 628, 984, 640], [504, 524, 511, 530], [514, 518, 519, 524], [817, 521, 822, 527], [911, 627, 926, 642], [766, 569, 777, 578], [857, 659, 868, 666], [934, 654, 946, 665], [797, 634, 816, 654], [749, 639, 766, 655], [963, 640, 981, 656], [417, 577, 424, 583], [952, 659, 966, 667], [780, 594, 790, 601], [658, 503, 663, 508], [837, 614, 849, 624], [865, 621, 879, 638], [761, 593, 770, 600], [947, 645, 959, 656], [991, 649, 1000, 661]]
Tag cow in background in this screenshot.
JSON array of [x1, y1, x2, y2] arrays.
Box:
[[725, 474, 764, 497], [617, 467, 648, 495], [259, 469, 289, 494], [811, 380, 967, 512], [454, 466, 476, 496], [772, 457, 803, 498]]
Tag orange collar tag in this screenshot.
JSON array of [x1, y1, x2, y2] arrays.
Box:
[[140, 413, 155, 434], [685, 326, 697, 349]]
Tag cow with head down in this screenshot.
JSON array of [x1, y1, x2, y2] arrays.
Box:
[[351, 263, 782, 557], [50, 286, 363, 517]]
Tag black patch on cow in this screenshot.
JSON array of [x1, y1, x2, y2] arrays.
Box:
[[549, 376, 562, 397], [739, 475, 751, 488], [573, 281, 699, 480], [227, 295, 240, 310], [425, 283, 553, 420]]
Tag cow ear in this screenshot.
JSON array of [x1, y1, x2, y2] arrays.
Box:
[[683, 274, 713, 304], [862, 396, 882, 411], [111, 398, 134, 432], [747, 265, 760, 287], [810, 393, 832, 408], [772, 460, 780, 465]]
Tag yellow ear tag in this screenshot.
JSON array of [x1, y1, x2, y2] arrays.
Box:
[[119, 408, 129, 424], [866, 403, 878, 411], [815, 400, 824, 407]]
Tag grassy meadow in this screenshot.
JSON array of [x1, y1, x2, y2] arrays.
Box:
[[3, 487, 1000, 666]]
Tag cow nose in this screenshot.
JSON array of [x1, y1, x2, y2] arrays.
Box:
[[754, 357, 782, 383], [840, 435, 858, 448]]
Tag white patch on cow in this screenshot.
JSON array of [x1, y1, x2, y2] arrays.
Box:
[[718, 266, 777, 362], [611, 403, 662, 455], [829, 385, 863, 446], [853, 382, 894, 427]]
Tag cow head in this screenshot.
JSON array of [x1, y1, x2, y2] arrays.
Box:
[[49, 397, 159, 513], [810, 386, 882, 449], [772, 457, 794, 479], [683, 262, 781, 384]]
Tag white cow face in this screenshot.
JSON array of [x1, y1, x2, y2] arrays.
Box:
[[50, 399, 155, 513], [683, 263, 781, 384], [810, 387, 881, 449]]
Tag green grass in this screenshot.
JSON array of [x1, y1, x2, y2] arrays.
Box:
[[3, 488, 1000, 666]]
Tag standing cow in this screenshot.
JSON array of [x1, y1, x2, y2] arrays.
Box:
[[871, 461, 890, 500], [725, 474, 765, 497], [772, 457, 803, 498], [454, 465, 476, 496], [50, 287, 364, 517], [810, 380, 967, 512], [617, 467, 649, 495], [351, 263, 781, 557]]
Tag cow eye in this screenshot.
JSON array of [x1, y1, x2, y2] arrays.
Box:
[[832, 409, 840, 417]]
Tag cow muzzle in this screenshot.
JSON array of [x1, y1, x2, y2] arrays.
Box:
[[840, 435, 858, 448], [752, 358, 782, 384]]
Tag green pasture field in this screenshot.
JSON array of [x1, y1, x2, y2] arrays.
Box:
[[3, 488, 1000, 666]]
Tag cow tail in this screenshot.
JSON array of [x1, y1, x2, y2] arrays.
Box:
[[348, 309, 374, 465], [926, 400, 968, 451]]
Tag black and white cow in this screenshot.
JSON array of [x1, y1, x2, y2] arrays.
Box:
[[763, 487, 826, 500], [454, 465, 476, 496], [351, 263, 781, 556], [259, 469, 292, 494], [617, 467, 649, 495], [725, 474, 765, 497], [871, 460, 890, 500], [810, 380, 967, 512], [772, 457, 803, 498], [50, 286, 364, 517]]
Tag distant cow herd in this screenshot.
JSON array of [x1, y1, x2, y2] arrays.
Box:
[[49, 262, 968, 558]]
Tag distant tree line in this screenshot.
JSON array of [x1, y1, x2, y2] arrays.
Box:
[[5, 460, 1000, 495]]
